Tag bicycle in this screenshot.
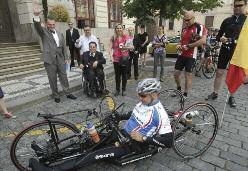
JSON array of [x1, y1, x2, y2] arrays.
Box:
[[193, 45, 218, 79], [10, 92, 219, 171]]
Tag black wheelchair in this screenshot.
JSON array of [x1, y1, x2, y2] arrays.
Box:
[[82, 66, 108, 98]]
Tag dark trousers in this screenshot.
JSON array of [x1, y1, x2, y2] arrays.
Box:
[[69, 46, 80, 67], [127, 51, 139, 79], [113, 62, 127, 92], [85, 68, 104, 92]]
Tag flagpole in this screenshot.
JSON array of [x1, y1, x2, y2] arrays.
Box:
[[219, 90, 230, 127]]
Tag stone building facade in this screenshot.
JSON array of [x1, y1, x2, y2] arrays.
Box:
[[147, 0, 235, 38], [0, 0, 135, 50]]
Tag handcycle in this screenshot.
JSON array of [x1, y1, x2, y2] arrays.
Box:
[[10, 90, 219, 171]]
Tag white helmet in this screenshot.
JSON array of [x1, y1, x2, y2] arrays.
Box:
[[137, 78, 161, 94]]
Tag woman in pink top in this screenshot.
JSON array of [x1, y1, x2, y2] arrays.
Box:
[[109, 24, 131, 96]]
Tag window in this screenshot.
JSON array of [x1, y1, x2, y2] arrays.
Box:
[[169, 19, 174, 30], [205, 16, 214, 29], [75, 0, 95, 28], [108, 0, 122, 28]]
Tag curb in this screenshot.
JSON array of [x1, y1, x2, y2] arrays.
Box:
[[6, 66, 115, 112]]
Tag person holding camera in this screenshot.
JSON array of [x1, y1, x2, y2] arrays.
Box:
[[152, 25, 167, 82], [109, 24, 133, 96], [174, 11, 207, 98]]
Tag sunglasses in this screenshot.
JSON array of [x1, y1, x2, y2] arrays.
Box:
[[234, 4, 245, 8], [138, 93, 148, 98], [183, 17, 193, 22], [68, 23, 73, 25]]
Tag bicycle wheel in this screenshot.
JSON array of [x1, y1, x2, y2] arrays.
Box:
[[159, 89, 185, 117], [194, 59, 202, 72], [202, 57, 216, 79], [10, 120, 81, 171], [172, 102, 218, 159]]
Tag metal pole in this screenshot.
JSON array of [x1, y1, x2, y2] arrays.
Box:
[[219, 91, 230, 127]]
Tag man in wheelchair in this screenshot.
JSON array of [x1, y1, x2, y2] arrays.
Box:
[[29, 78, 173, 171], [79, 42, 106, 98]]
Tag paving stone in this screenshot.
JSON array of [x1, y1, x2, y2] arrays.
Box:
[[220, 151, 248, 166], [242, 142, 248, 151], [212, 140, 229, 151], [188, 158, 215, 171], [228, 146, 248, 158], [241, 121, 248, 127], [221, 126, 238, 134], [229, 133, 248, 143], [226, 161, 248, 171], [201, 153, 226, 168], [238, 129, 248, 138]]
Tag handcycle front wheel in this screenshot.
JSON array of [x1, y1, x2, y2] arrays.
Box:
[[10, 120, 81, 171], [172, 102, 218, 159]]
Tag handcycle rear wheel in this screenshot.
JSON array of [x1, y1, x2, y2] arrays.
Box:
[[10, 120, 80, 171], [202, 57, 217, 79], [172, 102, 218, 159]]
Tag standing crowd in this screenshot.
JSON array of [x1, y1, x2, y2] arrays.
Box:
[[1, 0, 247, 119]]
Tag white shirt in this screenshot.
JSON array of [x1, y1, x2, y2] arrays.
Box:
[[52, 30, 60, 47], [75, 34, 100, 55]]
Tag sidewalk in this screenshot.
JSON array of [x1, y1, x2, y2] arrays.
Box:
[[2, 52, 114, 112], [2, 54, 177, 112]]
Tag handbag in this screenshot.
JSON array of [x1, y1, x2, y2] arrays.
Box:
[[119, 56, 129, 66]]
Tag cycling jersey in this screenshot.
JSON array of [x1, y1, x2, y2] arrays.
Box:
[[124, 100, 172, 137], [181, 23, 207, 58]]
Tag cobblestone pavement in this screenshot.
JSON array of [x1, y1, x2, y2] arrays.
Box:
[[1, 63, 248, 171]]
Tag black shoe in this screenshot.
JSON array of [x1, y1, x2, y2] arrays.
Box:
[[228, 96, 236, 108], [114, 91, 120, 96], [135, 76, 138, 80], [122, 91, 126, 96], [54, 98, 60, 103], [66, 94, 77, 100], [205, 92, 218, 100]]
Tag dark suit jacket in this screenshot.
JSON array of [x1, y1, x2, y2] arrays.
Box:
[[80, 51, 106, 70], [33, 19, 68, 64], [66, 28, 80, 49]]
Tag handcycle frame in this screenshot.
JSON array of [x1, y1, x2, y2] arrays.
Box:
[[10, 91, 219, 171]]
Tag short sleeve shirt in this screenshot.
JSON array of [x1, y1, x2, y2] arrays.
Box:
[[181, 23, 207, 58]]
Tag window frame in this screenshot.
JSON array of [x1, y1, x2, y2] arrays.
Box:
[[75, 0, 95, 28], [107, 0, 123, 28]]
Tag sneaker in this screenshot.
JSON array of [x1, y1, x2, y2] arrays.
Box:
[[205, 92, 218, 100], [228, 96, 236, 108]]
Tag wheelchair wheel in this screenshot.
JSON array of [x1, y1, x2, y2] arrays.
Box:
[[172, 102, 218, 159], [10, 120, 80, 171], [159, 89, 185, 118], [202, 57, 216, 79], [82, 77, 90, 96]]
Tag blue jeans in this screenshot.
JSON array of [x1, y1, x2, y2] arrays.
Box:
[[153, 52, 166, 79]]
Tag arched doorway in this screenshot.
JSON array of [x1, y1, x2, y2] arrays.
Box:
[[0, 0, 14, 42]]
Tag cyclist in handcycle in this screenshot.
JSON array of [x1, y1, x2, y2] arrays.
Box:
[[80, 41, 106, 98], [29, 78, 173, 171]]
